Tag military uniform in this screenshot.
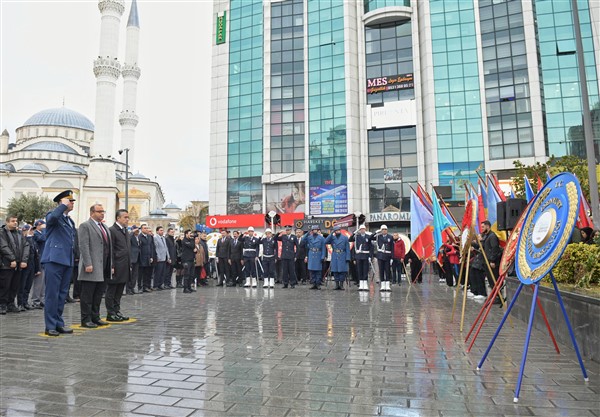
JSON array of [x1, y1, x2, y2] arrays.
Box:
[[324, 227, 351, 290], [301, 228, 325, 289], [276, 229, 298, 288], [371, 227, 394, 291], [349, 227, 373, 291], [241, 231, 260, 287], [260, 234, 277, 288]]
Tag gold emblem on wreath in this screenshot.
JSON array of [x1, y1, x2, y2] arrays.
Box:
[[517, 182, 578, 282]]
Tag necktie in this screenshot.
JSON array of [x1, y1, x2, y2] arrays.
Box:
[[98, 222, 108, 243], [234, 239, 237, 246]]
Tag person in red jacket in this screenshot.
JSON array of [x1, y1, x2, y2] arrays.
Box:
[[391, 233, 406, 285], [441, 238, 459, 287]]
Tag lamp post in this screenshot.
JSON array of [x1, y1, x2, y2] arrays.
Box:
[[571, 0, 599, 224], [118, 148, 130, 212]]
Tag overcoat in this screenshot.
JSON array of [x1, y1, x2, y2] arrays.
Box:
[[40, 204, 75, 267], [78, 218, 112, 282], [302, 233, 325, 271], [324, 233, 351, 272]]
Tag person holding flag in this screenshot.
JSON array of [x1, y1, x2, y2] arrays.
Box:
[[470, 220, 502, 301]]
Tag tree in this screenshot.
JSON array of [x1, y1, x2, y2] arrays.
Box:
[[513, 155, 596, 202], [178, 201, 209, 231], [6, 194, 54, 225]]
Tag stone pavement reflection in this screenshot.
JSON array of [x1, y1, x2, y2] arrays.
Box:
[[1, 275, 598, 416]]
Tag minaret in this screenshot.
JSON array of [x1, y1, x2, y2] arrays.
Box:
[[83, 0, 125, 223], [119, 0, 141, 168], [92, 0, 124, 159]]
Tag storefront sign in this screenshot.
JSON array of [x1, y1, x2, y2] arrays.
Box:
[[294, 217, 339, 231], [216, 11, 227, 45], [367, 212, 411, 223], [368, 99, 416, 129], [367, 73, 414, 94], [309, 184, 348, 215], [205, 213, 263, 229]]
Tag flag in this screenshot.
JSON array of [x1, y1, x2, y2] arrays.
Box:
[[478, 179, 488, 213], [487, 176, 507, 247], [577, 196, 595, 229], [510, 187, 516, 199], [477, 181, 487, 233], [433, 192, 452, 253], [536, 174, 544, 192], [410, 190, 434, 260], [462, 199, 476, 231], [492, 174, 506, 202], [523, 175, 535, 202], [417, 184, 433, 213]]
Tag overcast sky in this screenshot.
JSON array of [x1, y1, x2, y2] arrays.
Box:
[[0, 0, 213, 209]]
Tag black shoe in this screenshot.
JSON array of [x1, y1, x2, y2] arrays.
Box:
[[126, 290, 134, 295], [291, 285, 295, 289], [310, 285, 318, 290], [282, 285, 288, 289], [216, 282, 224, 287], [56, 326, 73, 334], [143, 288, 151, 293], [45, 329, 60, 336], [176, 283, 184, 288], [94, 320, 109, 326], [6, 304, 20, 313], [65, 296, 75, 303], [183, 289, 192, 293], [117, 312, 130, 321], [23, 304, 33, 310], [106, 314, 123, 322], [18, 305, 26, 312], [81, 322, 98, 328]]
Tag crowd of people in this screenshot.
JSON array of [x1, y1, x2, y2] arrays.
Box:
[[3, 189, 597, 336]]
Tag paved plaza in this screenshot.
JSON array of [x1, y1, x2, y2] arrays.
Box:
[[1, 275, 598, 417]]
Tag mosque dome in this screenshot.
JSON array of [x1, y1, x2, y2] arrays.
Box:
[[23, 107, 94, 131], [19, 163, 50, 173], [163, 202, 180, 209], [53, 164, 87, 175], [149, 209, 168, 216], [0, 163, 16, 173], [22, 141, 79, 154], [130, 172, 150, 180]]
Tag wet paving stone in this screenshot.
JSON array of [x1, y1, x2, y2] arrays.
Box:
[[1, 275, 598, 416]]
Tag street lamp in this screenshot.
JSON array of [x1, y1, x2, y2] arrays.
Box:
[[118, 148, 130, 212]]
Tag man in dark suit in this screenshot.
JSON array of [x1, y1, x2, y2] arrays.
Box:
[[138, 224, 155, 292], [41, 190, 76, 336], [107, 209, 131, 322], [295, 228, 307, 285], [0, 215, 30, 314], [78, 204, 111, 328], [215, 229, 231, 286], [228, 230, 243, 287], [129, 225, 140, 294], [275, 225, 298, 288], [165, 228, 177, 289]]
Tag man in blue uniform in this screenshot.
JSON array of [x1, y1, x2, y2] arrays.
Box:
[[324, 225, 351, 290], [371, 224, 394, 292], [350, 224, 373, 291], [260, 228, 277, 288], [41, 190, 76, 336], [302, 225, 326, 289], [276, 225, 298, 289], [241, 226, 260, 287]]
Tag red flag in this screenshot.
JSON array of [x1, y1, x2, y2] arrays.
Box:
[[577, 197, 595, 229], [477, 182, 486, 232], [536, 174, 544, 192], [491, 174, 506, 202]]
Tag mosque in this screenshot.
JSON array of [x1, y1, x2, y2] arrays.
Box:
[[0, 0, 180, 226]]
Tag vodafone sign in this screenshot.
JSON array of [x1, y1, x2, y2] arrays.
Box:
[[206, 214, 264, 229]]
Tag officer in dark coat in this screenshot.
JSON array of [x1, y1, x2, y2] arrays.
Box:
[[350, 224, 373, 291], [241, 227, 261, 287], [371, 224, 394, 292], [260, 229, 277, 288], [41, 190, 76, 336], [138, 224, 156, 292], [301, 225, 326, 289], [228, 230, 243, 286], [129, 226, 141, 293], [276, 225, 299, 288], [107, 209, 131, 321], [294, 228, 308, 284], [165, 228, 177, 289], [324, 225, 351, 290]]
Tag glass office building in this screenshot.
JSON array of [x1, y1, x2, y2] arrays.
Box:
[[210, 0, 599, 221]]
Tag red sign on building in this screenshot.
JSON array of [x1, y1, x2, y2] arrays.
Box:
[[206, 214, 264, 229]]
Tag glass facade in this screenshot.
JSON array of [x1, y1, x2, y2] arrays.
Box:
[[480, 0, 533, 160], [430, 0, 484, 201], [365, 21, 416, 212], [227, 0, 264, 214], [307, 0, 347, 214], [364, 0, 410, 14], [270, 0, 305, 175], [535, 0, 600, 157]]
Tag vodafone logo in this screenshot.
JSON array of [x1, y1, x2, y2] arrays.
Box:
[[205, 214, 264, 229], [208, 217, 217, 227]]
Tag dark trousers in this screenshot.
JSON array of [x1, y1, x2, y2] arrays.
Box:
[[229, 259, 242, 285], [262, 257, 275, 279], [295, 259, 307, 283], [470, 267, 487, 296], [72, 265, 81, 298], [391, 259, 404, 283], [377, 258, 391, 282], [129, 262, 139, 292], [0, 268, 21, 306], [165, 264, 174, 287], [243, 257, 256, 278], [309, 269, 322, 286], [333, 271, 346, 282], [80, 280, 106, 323], [444, 260, 455, 287], [43, 263, 71, 330], [486, 264, 499, 288], [18, 267, 35, 306], [280, 259, 296, 285], [356, 258, 369, 281], [217, 257, 229, 284], [153, 261, 166, 288], [140, 266, 153, 290], [105, 283, 125, 316], [182, 261, 194, 290]]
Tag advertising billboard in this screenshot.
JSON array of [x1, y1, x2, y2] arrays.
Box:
[[266, 182, 305, 214], [309, 184, 348, 215], [366, 73, 414, 94]]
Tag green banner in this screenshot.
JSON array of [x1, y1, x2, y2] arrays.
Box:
[[216, 11, 227, 45]]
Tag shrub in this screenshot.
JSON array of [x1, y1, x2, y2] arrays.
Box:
[[551, 243, 600, 288]]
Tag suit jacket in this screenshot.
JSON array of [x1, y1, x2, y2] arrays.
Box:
[[228, 237, 243, 261], [138, 233, 156, 267], [216, 236, 231, 258], [130, 232, 141, 264], [0, 226, 30, 269], [166, 235, 176, 262], [109, 223, 131, 285], [78, 219, 112, 282], [40, 204, 75, 267]]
